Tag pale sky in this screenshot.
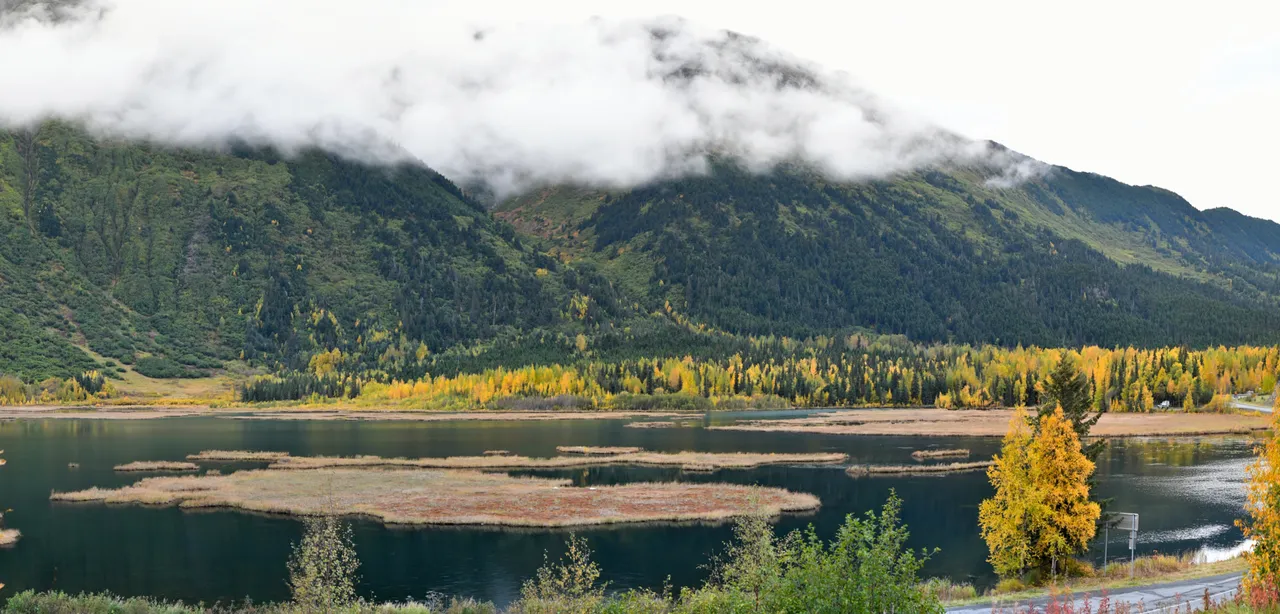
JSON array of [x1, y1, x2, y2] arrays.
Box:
[[454, 0, 1280, 221], [2, 0, 1276, 220]]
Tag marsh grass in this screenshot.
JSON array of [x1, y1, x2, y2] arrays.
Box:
[[268, 451, 847, 471], [187, 451, 292, 462], [556, 446, 644, 455], [50, 468, 820, 527], [846, 461, 994, 476], [114, 461, 201, 472], [911, 449, 970, 460]]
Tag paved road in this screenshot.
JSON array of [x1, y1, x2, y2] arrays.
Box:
[[1230, 399, 1274, 414], [946, 572, 1242, 613]]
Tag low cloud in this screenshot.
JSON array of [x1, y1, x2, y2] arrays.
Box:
[[0, 0, 1042, 197]]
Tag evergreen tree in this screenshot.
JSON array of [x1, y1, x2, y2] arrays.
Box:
[[1036, 356, 1107, 463]]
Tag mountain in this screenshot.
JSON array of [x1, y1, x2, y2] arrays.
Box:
[[496, 158, 1280, 348], [0, 122, 631, 381], [3, 123, 1280, 383]]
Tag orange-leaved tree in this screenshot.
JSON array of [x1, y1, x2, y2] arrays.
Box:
[[979, 407, 1039, 578], [1239, 411, 1280, 605], [1028, 405, 1100, 577]]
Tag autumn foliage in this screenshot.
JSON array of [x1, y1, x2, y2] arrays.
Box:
[[980, 405, 1100, 580], [1239, 411, 1280, 605]]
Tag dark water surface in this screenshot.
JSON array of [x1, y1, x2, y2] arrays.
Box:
[[0, 413, 1257, 606]]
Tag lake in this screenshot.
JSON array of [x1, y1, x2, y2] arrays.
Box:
[[0, 411, 1259, 607]]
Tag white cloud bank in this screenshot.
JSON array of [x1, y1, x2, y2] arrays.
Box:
[[0, 0, 1039, 197]]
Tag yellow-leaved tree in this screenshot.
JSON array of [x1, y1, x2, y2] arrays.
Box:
[[1028, 405, 1100, 577], [980, 405, 1100, 580], [1238, 411, 1280, 605], [979, 408, 1038, 578]]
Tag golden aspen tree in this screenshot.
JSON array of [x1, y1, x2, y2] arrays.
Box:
[[979, 408, 1039, 578], [1028, 405, 1100, 576], [1238, 411, 1280, 603]]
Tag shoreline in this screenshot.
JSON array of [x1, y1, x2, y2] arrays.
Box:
[[1, 405, 1269, 438]]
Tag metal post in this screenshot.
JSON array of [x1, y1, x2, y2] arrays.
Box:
[[1104, 526, 1109, 570], [1129, 531, 1136, 579]]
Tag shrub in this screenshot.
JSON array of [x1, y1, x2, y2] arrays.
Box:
[[288, 517, 360, 613], [513, 534, 604, 614], [135, 356, 207, 379]]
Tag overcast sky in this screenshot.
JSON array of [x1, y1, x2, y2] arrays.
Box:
[[2, 0, 1276, 220], [462, 0, 1279, 221]]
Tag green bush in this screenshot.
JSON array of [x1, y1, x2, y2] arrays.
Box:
[[134, 356, 207, 379]]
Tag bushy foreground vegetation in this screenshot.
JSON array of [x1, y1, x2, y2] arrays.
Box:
[[1, 494, 942, 614]]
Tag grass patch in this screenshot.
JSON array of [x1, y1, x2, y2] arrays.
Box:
[[114, 461, 201, 472], [911, 448, 970, 460], [186, 450, 292, 462], [50, 468, 820, 527], [267, 451, 848, 471], [846, 461, 994, 476]]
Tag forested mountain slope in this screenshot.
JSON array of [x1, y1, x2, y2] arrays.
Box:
[[4, 123, 1280, 384], [497, 160, 1280, 348], [0, 123, 628, 380]]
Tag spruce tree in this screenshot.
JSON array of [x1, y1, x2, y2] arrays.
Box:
[[1035, 356, 1106, 463]]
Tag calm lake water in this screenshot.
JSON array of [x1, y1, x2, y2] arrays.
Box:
[[0, 412, 1260, 607]]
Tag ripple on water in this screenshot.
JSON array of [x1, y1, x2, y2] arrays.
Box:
[[1126, 457, 1250, 507]]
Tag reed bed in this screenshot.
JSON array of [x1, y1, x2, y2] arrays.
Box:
[[267, 451, 848, 471], [114, 461, 201, 472], [186, 450, 292, 462], [911, 448, 970, 460], [555, 446, 644, 455], [482, 450, 512, 456], [846, 461, 994, 477], [50, 468, 820, 527], [624, 421, 693, 429]]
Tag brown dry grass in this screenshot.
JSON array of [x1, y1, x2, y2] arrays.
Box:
[[114, 461, 201, 472], [556, 446, 644, 455], [846, 461, 994, 476], [267, 451, 848, 471], [483, 450, 512, 456], [911, 448, 970, 460], [186, 450, 292, 462], [0, 529, 19, 547], [50, 468, 819, 527], [711, 408, 1270, 437]]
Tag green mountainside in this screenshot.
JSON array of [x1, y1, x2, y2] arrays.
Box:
[[0, 123, 631, 381], [3, 124, 1280, 383], [497, 160, 1280, 348]]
